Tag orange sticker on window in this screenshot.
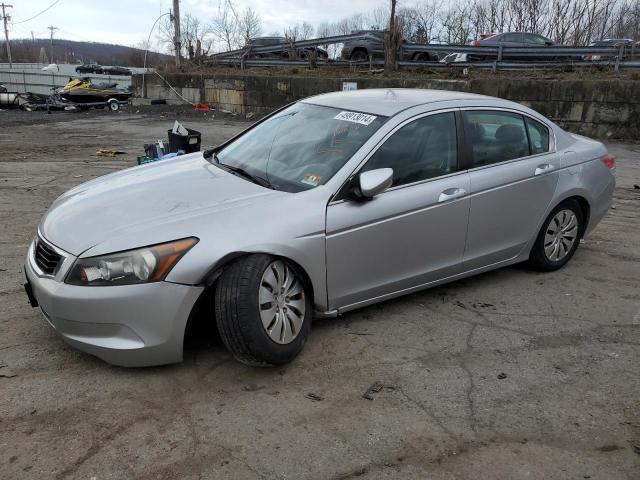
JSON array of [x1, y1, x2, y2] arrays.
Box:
[[301, 173, 322, 186]]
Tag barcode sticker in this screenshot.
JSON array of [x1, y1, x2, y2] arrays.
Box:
[[333, 111, 377, 126]]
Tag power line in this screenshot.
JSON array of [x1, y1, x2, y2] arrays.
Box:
[[11, 0, 61, 25]]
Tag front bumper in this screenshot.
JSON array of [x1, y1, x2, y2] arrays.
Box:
[[24, 240, 204, 367]]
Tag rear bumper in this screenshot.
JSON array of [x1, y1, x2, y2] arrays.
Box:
[[24, 243, 203, 367]]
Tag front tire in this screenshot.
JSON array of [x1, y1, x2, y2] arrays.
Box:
[[528, 199, 583, 271], [413, 52, 431, 62], [214, 254, 312, 366]]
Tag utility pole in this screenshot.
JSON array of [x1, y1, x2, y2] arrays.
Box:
[[47, 25, 57, 63], [1, 3, 12, 68], [172, 0, 181, 66]]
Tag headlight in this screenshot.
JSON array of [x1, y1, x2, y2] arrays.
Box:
[[66, 237, 198, 286]]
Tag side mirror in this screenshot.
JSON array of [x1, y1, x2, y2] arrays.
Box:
[[357, 168, 393, 199]]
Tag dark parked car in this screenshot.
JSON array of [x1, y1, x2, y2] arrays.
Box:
[[245, 37, 328, 60], [75, 64, 103, 74], [584, 38, 633, 60], [101, 66, 132, 76], [341, 30, 440, 62], [467, 32, 557, 61]]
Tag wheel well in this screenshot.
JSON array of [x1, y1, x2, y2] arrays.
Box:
[[350, 47, 368, 57], [412, 51, 430, 60], [184, 253, 316, 348], [563, 195, 591, 237]]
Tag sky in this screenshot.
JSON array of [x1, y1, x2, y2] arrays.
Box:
[[9, 0, 383, 50]]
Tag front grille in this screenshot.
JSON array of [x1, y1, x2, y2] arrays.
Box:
[[34, 238, 63, 275]]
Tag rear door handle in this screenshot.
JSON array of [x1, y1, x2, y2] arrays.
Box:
[[438, 187, 467, 203], [534, 163, 555, 176]]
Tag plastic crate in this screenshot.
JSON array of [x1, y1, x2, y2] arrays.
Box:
[[137, 155, 156, 165]]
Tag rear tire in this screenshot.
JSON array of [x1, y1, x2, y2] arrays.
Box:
[[528, 199, 583, 271], [214, 254, 312, 366], [350, 49, 368, 62]]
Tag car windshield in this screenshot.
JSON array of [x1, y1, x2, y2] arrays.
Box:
[[216, 102, 387, 192]]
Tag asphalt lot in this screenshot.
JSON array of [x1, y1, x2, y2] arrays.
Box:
[[1, 108, 639, 480]]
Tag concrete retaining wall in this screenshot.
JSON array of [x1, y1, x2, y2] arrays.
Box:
[[133, 73, 640, 139]]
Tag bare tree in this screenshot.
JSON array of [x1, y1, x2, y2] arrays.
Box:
[[156, 12, 213, 60], [212, 0, 240, 51], [406, 1, 443, 42], [182, 14, 214, 60], [305, 0, 640, 52], [283, 22, 314, 59], [238, 7, 262, 46], [316, 21, 336, 57], [370, 6, 391, 29]]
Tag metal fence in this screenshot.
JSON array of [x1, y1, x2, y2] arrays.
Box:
[[208, 33, 639, 71]]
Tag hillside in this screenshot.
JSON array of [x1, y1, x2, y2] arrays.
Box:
[[3, 38, 172, 67]]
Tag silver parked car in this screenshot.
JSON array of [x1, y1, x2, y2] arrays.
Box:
[[24, 89, 615, 367]]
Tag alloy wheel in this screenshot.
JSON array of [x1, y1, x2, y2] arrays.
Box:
[[259, 260, 306, 344]]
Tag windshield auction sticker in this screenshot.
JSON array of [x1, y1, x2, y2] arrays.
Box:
[[334, 111, 377, 126], [301, 173, 322, 186]]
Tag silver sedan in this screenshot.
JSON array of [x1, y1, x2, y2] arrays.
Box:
[[24, 89, 616, 367]]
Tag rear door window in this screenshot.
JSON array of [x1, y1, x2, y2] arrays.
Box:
[[462, 111, 530, 166], [524, 34, 548, 45], [500, 33, 523, 43]]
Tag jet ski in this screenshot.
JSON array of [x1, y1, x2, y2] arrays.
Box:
[[58, 78, 132, 104]]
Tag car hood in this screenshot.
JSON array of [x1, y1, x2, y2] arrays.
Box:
[[40, 153, 281, 255]]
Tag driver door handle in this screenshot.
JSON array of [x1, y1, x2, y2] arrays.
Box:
[[534, 163, 555, 176], [438, 187, 467, 203]]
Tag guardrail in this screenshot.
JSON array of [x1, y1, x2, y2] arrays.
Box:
[[211, 33, 371, 58], [211, 56, 639, 72], [208, 34, 638, 71]]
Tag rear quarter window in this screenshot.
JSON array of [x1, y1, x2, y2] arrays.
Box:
[[525, 117, 550, 154]]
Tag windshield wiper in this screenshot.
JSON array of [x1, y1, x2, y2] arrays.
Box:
[[217, 160, 275, 190], [205, 148, 276, 190], [223, 164, 275, 189]]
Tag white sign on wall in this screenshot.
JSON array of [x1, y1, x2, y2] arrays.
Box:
[[342, 82, 358, 91]]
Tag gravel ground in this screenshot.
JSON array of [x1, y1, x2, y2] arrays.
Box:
[[0, 108, 639, 480]]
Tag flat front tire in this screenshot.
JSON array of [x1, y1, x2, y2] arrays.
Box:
[[214, 254, 312, 366], [528, 199, 583, 271]]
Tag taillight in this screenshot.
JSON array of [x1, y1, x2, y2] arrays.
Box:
[[600, 153, 615, 170], [470, 40, 480, 47]]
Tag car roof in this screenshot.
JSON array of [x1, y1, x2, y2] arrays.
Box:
[[301, 88, 497, 117], [597, 38, 632, 43]]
